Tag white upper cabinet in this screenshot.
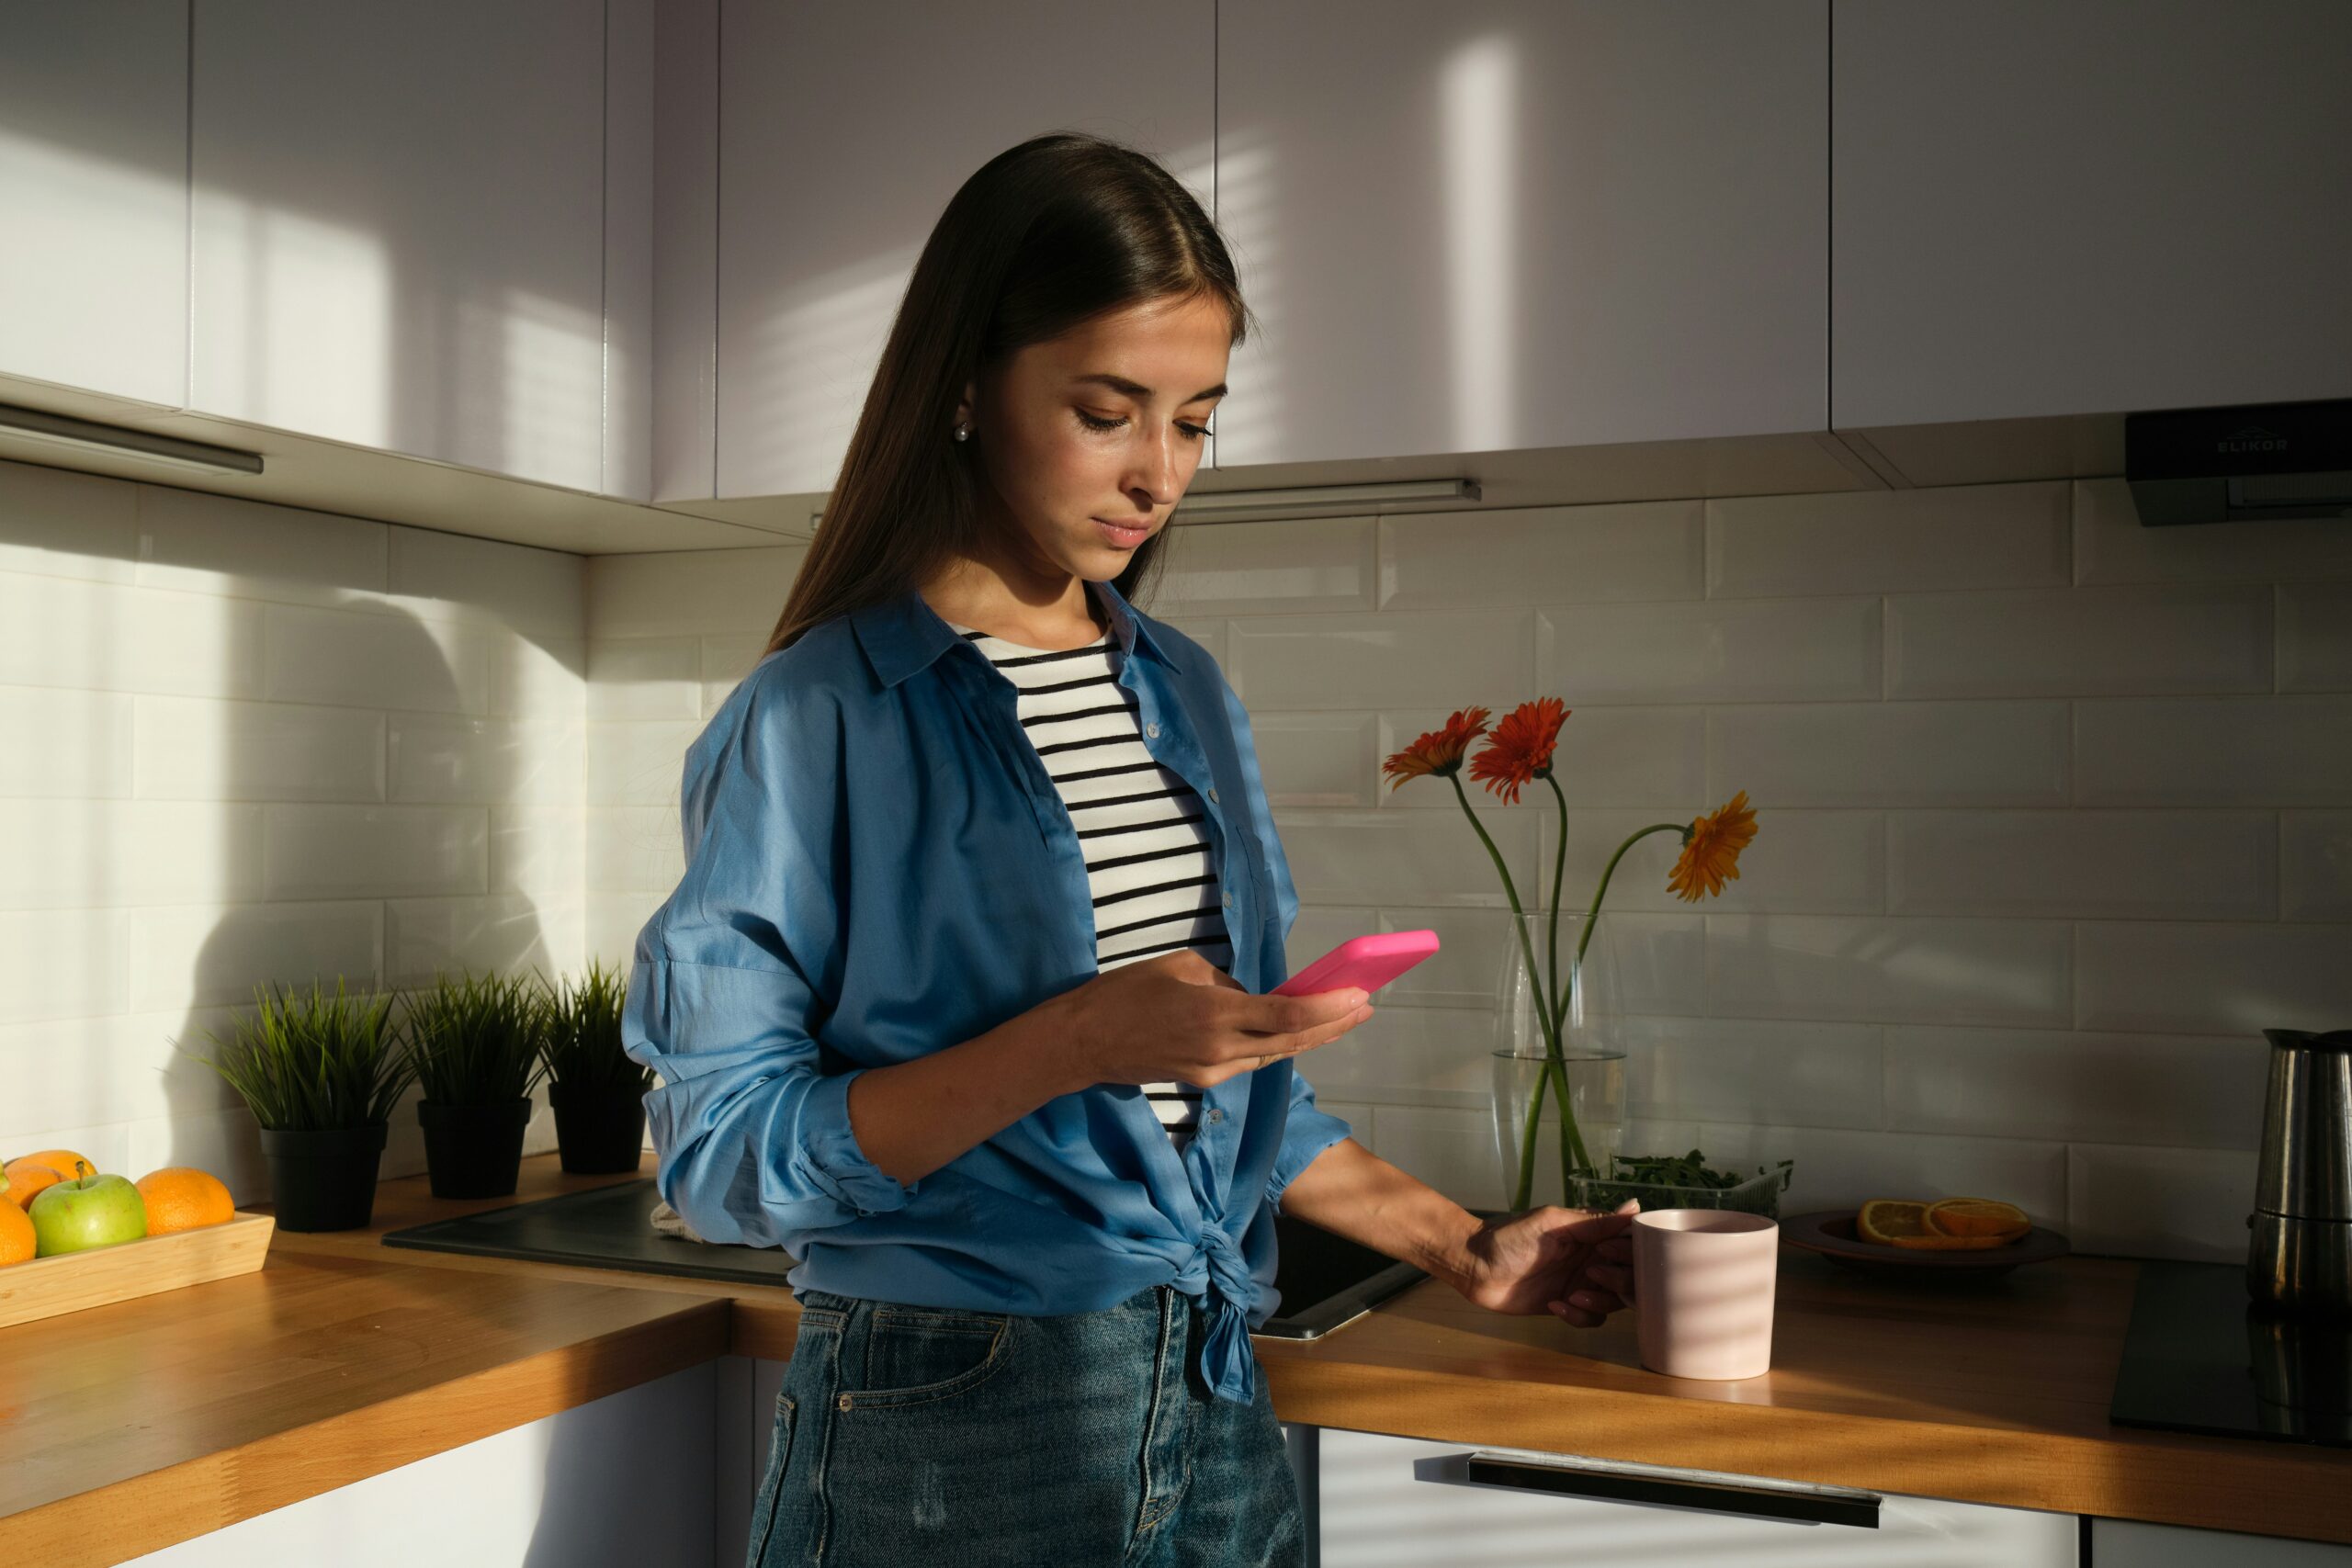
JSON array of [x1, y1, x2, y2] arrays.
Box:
[[1832, 0, 2352, 430], [1213, 1, 1829, 470], [187, 1, 610, 492], [0, 0, 190, 409], [712, 0, 1215, 501]]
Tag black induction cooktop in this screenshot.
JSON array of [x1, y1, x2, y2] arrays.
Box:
[[2110, 1259, 2352, 1447], [380, 1177, 1437, 1340]]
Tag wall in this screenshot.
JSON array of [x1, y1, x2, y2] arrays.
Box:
[[586, 477, 2352, 1261], [0, 456, 587, 1198]]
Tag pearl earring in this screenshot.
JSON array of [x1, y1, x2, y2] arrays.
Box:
[[953, 423, 971, 442]]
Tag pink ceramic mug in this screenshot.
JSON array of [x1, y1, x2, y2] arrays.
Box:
[[1631, 1209, 1779, 1380]]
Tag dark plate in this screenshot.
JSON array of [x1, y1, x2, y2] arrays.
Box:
[[1780, 1210, 2070, 1280]]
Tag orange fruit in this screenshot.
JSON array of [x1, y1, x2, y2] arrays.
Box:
[[1927, 1197, 2030, 1241], [1857, 1199, 1934, 1244], [0, 1200, 34, 1266], [135, 1168, 235, 1235], [1888, 1229, 2017, 1251], [16, 1149, 96, 1185], [4, 1157, 64, 1212]]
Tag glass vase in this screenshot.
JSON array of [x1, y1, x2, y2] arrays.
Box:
[[1489, 908, 1627, 1213]]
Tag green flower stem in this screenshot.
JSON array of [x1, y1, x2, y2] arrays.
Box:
[[1565, 820, 1689, 1037]]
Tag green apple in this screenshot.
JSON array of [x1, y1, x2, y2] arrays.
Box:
[[28, 1167, 148, 1257]]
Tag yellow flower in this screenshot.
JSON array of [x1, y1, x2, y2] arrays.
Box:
[[1668, 791, 1758, 902]]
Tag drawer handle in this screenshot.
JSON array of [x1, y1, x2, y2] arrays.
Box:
[[1461, 1452, 1882, 1529]]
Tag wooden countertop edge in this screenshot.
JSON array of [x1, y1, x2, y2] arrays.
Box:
[[726, 1295, 2352, 1546], [0, 1293, 730, 1567]]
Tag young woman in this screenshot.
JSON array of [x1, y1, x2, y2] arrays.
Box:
[[622, 130, 1636, 1568]]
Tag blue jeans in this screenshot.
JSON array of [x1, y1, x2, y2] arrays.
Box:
[[749, 1282, 1309, 1567]]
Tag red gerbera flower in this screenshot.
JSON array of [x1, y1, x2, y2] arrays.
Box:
[[1466, 697, 1568, 806], [1380, 707, 1490, 791]]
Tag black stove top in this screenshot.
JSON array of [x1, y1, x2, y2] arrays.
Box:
[[2111, 1259, 2352, 1447]]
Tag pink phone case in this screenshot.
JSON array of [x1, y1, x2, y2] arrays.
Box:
[[1269, 930, 1441, 998]]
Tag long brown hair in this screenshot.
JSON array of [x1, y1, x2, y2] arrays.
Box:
[[761, 130, 1256, 658]]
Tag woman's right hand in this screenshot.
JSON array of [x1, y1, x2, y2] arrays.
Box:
[[1048, 949, 1375, 1092]]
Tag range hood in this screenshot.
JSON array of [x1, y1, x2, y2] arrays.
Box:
[[2126, 397, 2352, 526]]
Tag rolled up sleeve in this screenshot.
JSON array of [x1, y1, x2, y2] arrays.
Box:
[[1220, 669, 1354, 1213], [620, 676, 917, 1249]]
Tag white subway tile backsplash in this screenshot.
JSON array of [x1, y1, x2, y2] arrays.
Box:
[[2076, 921, 2352, 1036], [1280, 1004, 1497, 1113], [0, 800, 263, 909], [2280, 582, 2352, 693], [491, 634, 587, 721], [387, 714, 583, 807], [0, 457, 137, 582], [1708, 481, 2069, 598], [388, 525, 583, 640], [0, 684, 133, 797], [264, 602, 493, 715], [1539, 597, 1881, 705], [588, 889, 663, 968], [1381, 500, 1704, 608], [1227, 609, 1533, 708], [122, 1108, 269, 1207], [700, 634, 770, 716], [263, 805, 488, 901], [1619, 1017, 1883, 1130], [0, 908, 129, 1024], [0, 573, 263, 699], [2067, 1144, 2258, 1262], [1533, 807, 1883, 917], [1256, 711, 1382, 808], [2075, 696, 2352, 806], [1153, 615, 1226, 670], [1153, 515, 1374, 615], [587, 806, 686, 892], [1884, 1027, 2267, 1149], [128, 900, 382, 1012], [1367, 1101, 1513, 1205], [1710, 702, 2070, 807], [386, 893, 581, 987], [587, 720, 702, 807], [584, 545, 805, 638], [1706, 914, 2072, 1027], [586, 637, 703, 720], [1888, 810, 2277, 919], [137, 483, 387, 605], [1886, 584, 2273, 699], [2075, 477, 2352, 587], [491, 805, 587, 902], [134, 694, 383, 802], [1379, 705, 1704, 810], [1272, 807, 1542, 908], [2284, 813, 2352, 921], [0, 1007, 243, 1137]]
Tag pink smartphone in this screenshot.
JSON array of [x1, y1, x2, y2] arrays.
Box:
[[1269, 930, 1441, 998]]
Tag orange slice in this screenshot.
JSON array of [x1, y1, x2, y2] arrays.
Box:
[[1926, 1197, 2030, 1241], [1857, 1199, 1934, 1245], [1887, 1229, 2017, 1251]]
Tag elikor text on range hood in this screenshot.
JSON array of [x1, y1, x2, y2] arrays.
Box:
[[2127, 396, 2352, 526]]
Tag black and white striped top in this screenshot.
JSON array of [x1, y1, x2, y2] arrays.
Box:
[[946, 617, 1232, 1155]]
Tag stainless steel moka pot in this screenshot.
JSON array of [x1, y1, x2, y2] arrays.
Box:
[[2249, 1028, 2352, 1314]]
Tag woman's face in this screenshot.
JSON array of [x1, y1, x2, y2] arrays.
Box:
[[956, 292, 1230, 590]]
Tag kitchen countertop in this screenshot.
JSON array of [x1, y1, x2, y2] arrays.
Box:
[[6, 1151, 2351, 1562]]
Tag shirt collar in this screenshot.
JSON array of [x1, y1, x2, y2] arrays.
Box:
[[852, 574, 1176, 690]]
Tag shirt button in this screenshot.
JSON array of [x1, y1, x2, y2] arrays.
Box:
[[1145, 721, 1160, 739], [1209, 1108, 1225, 1122], [1208, 786, 1219, 804], [1223, 890, 1234, 907]]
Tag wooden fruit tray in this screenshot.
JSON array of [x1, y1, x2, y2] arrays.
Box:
[[0, 1210, 277, 1330]]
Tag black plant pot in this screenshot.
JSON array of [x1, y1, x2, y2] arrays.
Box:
[[548, 1078, 650, 1174], [416, 1096, 534, 1200], [257, 1121, 390, 1232]]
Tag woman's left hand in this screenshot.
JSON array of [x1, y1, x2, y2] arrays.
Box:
[[1452, 1200, 1638, 1328]]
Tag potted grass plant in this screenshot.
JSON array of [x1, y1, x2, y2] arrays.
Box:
[[173, 977, 418, 1231], [539, 959, 652, 1174], [404, 968, 549, 1200]]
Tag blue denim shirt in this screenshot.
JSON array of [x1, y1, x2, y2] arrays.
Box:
[[620, 574, 1355, 1405]]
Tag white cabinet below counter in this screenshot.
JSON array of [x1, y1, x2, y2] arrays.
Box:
[[1311, 1427, 2077, 1568]]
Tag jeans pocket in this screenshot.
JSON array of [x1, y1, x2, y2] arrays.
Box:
[[745, 1391, 797, 1567], [843, 1304, 1016, 1410]]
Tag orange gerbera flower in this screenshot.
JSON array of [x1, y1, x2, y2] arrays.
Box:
[[1668, 791, 1758, 901], [1466, 697, 1567, 806], [1381, 707, 1490, 791]]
